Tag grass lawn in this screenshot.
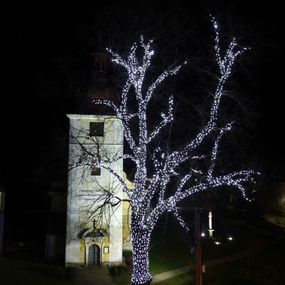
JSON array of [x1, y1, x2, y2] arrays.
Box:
[[204, 250, 285, 285], [149, 225, 192, 275], [112, 222, 192, 284], [204, 260, 262, 285]]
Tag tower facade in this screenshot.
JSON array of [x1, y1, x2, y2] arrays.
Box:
[[65, 115, 126, 266]]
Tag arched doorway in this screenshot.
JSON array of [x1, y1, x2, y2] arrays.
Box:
[[88, 244, 100, 266]]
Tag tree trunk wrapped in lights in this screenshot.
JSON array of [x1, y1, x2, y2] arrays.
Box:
[[75, 17, 257, 285], [131, 214, 152, 285]]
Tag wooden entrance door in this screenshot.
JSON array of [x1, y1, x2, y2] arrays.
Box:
[[88, 244, 100, 266]]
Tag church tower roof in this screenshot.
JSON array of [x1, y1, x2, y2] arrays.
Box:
[[80, 33, 120, 115]]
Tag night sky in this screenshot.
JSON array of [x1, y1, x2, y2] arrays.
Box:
[[1, 1, 284, 238]]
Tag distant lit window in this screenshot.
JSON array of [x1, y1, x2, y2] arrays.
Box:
[[90, 122, 104, 136]]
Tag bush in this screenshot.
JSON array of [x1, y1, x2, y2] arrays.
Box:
[[108, 265, 128, 276]]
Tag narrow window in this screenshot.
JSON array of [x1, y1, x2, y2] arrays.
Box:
[[90, 122, 104, 137], [91, 154, 101, 176]]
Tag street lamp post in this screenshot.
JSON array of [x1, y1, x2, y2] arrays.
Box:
[[182, 206, 204, 285], [195, 207, 202, 285]]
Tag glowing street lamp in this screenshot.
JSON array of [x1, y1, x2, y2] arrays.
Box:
[[208, 210, 214, 238]]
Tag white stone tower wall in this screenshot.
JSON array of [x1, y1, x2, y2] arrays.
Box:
[[65, 115, 124, 266]]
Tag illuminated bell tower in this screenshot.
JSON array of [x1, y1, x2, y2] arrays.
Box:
[[65, 50, 125, 266]]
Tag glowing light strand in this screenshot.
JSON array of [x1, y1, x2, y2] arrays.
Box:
[[173, 207, 190, 232], [207, 122, 233, 180], [148, 95, 174, 143]]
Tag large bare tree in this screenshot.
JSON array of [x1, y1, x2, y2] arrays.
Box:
[[74, 17, 256, 285]]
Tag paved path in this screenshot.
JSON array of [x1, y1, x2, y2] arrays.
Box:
[[152, 239, 266, 284], [73, 267, 115, 285], [152, 266, 191, 284]]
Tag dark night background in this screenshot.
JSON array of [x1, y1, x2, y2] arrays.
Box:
[[0, 0, 284, 241]]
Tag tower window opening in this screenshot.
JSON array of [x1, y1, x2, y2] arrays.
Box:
[[90, 122, 104, 136], [91, 167, 101, 176]]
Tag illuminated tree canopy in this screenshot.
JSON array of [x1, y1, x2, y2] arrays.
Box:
[[75, 17, 256, 285]]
